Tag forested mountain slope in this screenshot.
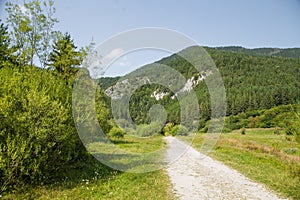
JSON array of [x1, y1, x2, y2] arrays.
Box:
[[214, 46, 300, 58], [99, 46, 300, 129]]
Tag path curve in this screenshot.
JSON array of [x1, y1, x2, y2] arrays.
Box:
[[164, 136, 287, 200]]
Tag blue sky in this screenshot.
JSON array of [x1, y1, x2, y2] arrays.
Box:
[[1, 0, 300, 76]]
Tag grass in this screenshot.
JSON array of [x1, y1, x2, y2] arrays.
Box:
[[179, 129, 300, 199], [2, 135, 176, 200], [3, 170, 174, 200], [6, 127, 299, 199], [86, 134, 168, 173], [89, 134, 164, 154]]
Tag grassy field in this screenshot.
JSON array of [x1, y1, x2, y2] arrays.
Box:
[[2, 135, 175, 200], [180, 129, 300, 199], [4, 129, 300, 199]]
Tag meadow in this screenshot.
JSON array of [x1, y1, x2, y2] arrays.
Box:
[[180, 129, 300, 199], [2, 135, 175, 200]]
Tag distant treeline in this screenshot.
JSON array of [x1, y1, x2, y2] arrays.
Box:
[[214, 46, 300, 58]]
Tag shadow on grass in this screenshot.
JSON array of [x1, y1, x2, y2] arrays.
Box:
[[4, 154, 121, 199], [51, 154, 120, 188], [110, 139, 135, 145], [91, 151, 165, 172], [3, 136, 165, 198], [31, 152, 164, 197]]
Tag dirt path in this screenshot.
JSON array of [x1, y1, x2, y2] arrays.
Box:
[[164, 137, 287, 200]]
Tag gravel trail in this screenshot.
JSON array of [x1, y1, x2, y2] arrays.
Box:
[[164, 136, 287, 200]]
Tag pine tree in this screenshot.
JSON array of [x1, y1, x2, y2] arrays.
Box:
[[48, 33, 82, 78], [0, 20, 15, 67]]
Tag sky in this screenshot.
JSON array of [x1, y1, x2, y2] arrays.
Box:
[[1, 0, 300, 76]]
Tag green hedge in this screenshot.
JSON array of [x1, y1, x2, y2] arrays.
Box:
[[0, 66, 87, 191]]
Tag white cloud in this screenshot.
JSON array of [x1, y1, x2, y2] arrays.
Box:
[[102, 48, 131, 70], [86, 48, 129, 78], [116, 55, 130, 67], [103, 48, 124, 62]]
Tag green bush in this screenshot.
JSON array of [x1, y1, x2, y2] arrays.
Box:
[[198, 119, 207, 130], [241, 127, 246, 135], [225, 115, 241, 130], [136, 122, 162, 137], [163, 123, 173, 136], [171, 125, 188, 136], [0, 67, 87, 191], [221, 127, 232, 133], [223, 105, 299, 131], [108, 127, 125, 139], [286, 126, 300, 143]]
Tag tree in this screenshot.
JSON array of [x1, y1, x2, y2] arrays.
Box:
[[48, 33, 82, 78], [81, 39, 103, 78], [0, 20, 15, 67], [5, 0, 58, 67]]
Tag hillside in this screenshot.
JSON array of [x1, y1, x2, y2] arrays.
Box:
[[99, 46, 300, 130], [214, 46, 300, 58]]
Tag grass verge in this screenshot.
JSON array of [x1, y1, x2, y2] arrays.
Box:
[[179, 129, 300, 199], [2, 135, 175, 200]]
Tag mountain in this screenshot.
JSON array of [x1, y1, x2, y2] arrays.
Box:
[[98, 46, 300, 129], [214, 46, 300, 58]]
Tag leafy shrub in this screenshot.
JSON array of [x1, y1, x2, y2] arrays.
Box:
[[225, 115, 241, 130], [136, 122, 162, 137], [163, 123, 174, 136], [108, 127, 125, 139], [223, 105, 299, 131], [222, 127, 232, 133], [199, 125, 208, 133], [249, 116, 260, 128], [0, 67, 87, 191], [171, 125, 188, 136], [292, 130, 300, 143], [198, 119, 207, 130], [241, 127, 246, 135]]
